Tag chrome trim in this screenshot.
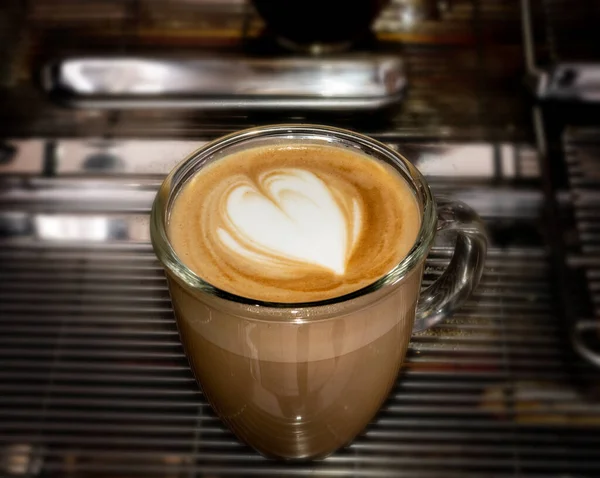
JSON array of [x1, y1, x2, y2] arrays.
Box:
[[42, 56, 406, 111]]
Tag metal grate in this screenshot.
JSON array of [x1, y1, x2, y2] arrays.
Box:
[[562, 128, 600, 366], [2, 139, 600, 477]]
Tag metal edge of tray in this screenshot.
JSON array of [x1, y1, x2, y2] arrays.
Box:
[[39, 56, 407, 111], [44, 94, 406, 111]]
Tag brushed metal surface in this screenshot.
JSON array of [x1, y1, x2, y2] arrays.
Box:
[[41, 56, 406, 111]]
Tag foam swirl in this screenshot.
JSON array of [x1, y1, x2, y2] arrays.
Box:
[[168, 144, 420, 303], [215, 168, 362, 275]]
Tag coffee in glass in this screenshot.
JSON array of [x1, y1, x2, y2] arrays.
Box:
[[151, 125, 487, 459]]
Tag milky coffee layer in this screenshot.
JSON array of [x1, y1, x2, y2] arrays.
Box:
[[168, 144, 420, 302]]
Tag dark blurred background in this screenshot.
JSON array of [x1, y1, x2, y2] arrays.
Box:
[[1, 0, 600, 476]]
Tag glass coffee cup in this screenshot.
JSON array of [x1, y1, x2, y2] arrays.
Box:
[[151, 125, 487, 460]]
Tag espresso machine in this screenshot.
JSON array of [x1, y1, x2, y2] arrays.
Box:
[[1, 0, 600, 476]]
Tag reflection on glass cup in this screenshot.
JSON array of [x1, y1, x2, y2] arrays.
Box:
[[151, 125, 487, 460]]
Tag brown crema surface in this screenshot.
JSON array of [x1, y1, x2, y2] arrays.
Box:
[[168, 144, 420, 303]]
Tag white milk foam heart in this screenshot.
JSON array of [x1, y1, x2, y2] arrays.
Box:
[[216, 168, 362, 275]]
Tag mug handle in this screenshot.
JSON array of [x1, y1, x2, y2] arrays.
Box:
[[413, 197, 488, 333]]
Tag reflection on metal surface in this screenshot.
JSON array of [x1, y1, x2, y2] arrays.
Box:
[[42, 56, 406, 111], [34, 215, 149, 243], [530, 64, 600, 103], [0, 183, 157, 213], [0, 444, 43, 476], [35, 215, 110, 241], [2, 139, 540, 178], [0, 141, 45, 175], [415, 143, 539, 179], [33, 215, 150, 242], [55, 140, 205, 175], [481, 381, 600, 425]]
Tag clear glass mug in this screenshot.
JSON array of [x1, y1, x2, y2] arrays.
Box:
[[150, 125, 487, 460]]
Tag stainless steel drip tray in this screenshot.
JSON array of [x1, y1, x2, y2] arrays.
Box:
[[3, 137, 600, 477], [40, 56, 406, 111]]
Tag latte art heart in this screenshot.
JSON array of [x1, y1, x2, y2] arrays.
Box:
[[168, 144, 420, 303], [217, 169, 362, 275]]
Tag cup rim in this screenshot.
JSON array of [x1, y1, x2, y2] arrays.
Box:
[[150, 124, 437, 310]]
